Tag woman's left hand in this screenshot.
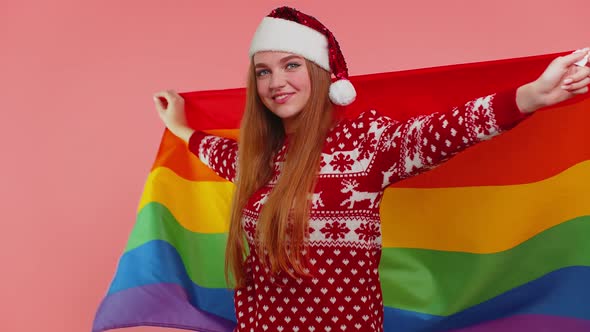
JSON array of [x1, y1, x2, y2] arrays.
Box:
[[517, 48, 590, 113]]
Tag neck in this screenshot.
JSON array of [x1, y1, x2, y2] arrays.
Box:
[[282, 117, 296, 135]]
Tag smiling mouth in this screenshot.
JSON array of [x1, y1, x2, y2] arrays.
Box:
[[273, 92, 294, 102]]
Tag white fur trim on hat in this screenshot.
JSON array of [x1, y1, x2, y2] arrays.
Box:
[[329, 79, 356, 106], [249, 17, 330, 71]]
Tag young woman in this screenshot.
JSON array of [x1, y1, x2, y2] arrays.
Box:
[[153, 6, 590, 332]]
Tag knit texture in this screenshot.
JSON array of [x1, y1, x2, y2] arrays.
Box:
[[188, 88, 525, 332]]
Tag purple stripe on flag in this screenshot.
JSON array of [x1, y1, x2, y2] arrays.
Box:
[[449, 314, 590, 332], [93, 283, 236, 332]]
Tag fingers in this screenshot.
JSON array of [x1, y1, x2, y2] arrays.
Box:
[[570, 86, 589, 95], [153, 96, 165, 113], [563, 76, 590, 91], [153, 90, 171, 104], [153, 90, 182, 112], [557, 47, 590, 67], [153, 91, 168, 112], [562, 66, 590, 85]]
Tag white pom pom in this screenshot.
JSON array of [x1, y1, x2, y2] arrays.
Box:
[[329, 79, 356, 106]]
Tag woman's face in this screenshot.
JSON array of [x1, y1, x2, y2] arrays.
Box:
[[253, 51, 312, 132]]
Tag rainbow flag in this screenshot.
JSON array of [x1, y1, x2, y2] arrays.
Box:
[[93, 52, 590, 332]]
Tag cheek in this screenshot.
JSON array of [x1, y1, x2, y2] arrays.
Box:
[[293, 73, 312, 98], [256, 80, 267, 98], [256, 81, 274, 110]]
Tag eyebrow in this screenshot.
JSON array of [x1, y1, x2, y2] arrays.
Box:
[[254, 55, 303, 68]]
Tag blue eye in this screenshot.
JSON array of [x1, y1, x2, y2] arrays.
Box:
[[256, 69, 270, 77], [287, 62, 301, 69]]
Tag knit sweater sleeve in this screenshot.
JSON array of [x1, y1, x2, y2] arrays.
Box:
[[187, 130, 238, 183], [371, 88, 528, 189]]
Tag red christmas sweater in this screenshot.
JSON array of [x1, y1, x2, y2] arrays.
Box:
[[188, 88, 527, 332]]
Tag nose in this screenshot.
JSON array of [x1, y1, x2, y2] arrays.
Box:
[[269, 71, 287, 90]]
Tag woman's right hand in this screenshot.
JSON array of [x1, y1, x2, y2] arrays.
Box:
[[153, 90, 195, 142]]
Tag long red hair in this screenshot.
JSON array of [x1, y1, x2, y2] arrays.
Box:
[[225, 59, 335, 287]]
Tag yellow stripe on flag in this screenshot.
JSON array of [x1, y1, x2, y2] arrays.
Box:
[[381, 160, 590, 252], [139, 167, 234, 233]]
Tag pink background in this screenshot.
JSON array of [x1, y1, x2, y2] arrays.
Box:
[[1, 0, 587, 331]]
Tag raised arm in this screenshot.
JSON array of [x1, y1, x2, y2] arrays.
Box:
[[373, 48, 590, 188], [153, 89, 238, 182], [372, 88, 526, 188], [187, 131, 238, 182]]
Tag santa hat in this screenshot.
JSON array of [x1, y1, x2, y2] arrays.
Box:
[[249, 6, 357, 106]]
